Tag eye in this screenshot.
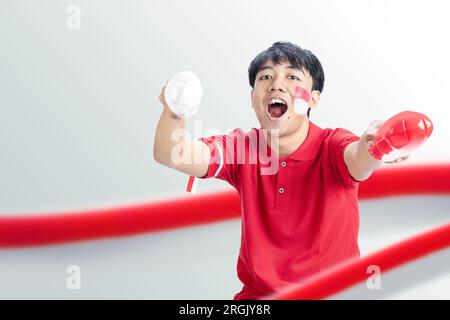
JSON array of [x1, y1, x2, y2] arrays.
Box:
[[259, 74, 272, 80], [288, 75, 301, 81]]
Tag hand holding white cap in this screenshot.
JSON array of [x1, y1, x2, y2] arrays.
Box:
[[164, 71, 203, 118]]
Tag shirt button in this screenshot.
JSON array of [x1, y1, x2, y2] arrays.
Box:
[[281, 161, 287, 167], [279, 187, 285, 194]]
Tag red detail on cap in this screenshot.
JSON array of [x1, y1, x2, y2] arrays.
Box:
[[186, 175, 196, 192]]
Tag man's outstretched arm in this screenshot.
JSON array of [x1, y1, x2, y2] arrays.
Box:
[[343, 120, 386, 182]]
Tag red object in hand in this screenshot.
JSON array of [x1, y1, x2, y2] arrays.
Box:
[[368, 111, 433, 161]]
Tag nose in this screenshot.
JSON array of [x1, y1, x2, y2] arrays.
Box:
[[269, 76, 287, 92]]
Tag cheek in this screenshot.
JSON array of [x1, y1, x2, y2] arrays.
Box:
[[252, 95, 264, 108], [286, 112, 302, 124], [252, 85, 265, 99]]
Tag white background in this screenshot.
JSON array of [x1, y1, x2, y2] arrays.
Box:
[[0, 0, 449, 213], [0, 0, 449, 299]]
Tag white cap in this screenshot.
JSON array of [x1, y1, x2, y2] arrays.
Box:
[[164, 71, 203, 118]]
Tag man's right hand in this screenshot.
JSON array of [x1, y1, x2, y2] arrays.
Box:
[[158, 82, 169, 108], [154, 81, 210, 178], [159, 82, 179, 119]]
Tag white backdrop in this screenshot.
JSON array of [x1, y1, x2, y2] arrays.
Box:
[[0, 0, 449, 213], [0, 0, 449, 299]]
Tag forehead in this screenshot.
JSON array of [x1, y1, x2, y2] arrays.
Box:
[[258, 59, 308, 76]]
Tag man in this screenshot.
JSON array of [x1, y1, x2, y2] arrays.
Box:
[[153, 41, 408, 299]]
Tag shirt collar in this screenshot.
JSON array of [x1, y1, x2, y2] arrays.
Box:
[[261, 120, 324, 162], [287, 120, 324, 161]]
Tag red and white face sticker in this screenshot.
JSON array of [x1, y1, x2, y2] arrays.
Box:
[[294, 86, 311, 115]]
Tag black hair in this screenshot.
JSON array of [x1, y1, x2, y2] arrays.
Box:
[[248, 41, 325, 118]]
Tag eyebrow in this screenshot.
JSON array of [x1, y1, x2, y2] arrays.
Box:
[[257, 65, 305, 75]]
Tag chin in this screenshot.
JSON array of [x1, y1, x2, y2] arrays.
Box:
[[266, 123, 288, 136]]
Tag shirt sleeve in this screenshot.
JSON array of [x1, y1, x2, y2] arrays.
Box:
[[196, 129, 239, 188], [328, 128, 361, 189]]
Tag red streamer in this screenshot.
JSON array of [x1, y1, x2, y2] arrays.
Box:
[[0, 164, 449, 248], [267, 222, 450, 300]]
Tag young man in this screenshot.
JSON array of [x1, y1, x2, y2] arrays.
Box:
[[153, 42, 408, 300]]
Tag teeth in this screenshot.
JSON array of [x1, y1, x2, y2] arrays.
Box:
[[269, 98, 286, 105]]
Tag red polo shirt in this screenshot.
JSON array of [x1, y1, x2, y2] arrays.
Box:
[[197, 120, 361, 300]]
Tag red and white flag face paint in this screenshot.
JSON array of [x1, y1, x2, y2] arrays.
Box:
[[294, 86, 311, 115]]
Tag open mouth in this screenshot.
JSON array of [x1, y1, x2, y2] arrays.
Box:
[[267, 98, 288, 119]]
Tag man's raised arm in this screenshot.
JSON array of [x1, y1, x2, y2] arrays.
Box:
[[153, 84, 211, 178]]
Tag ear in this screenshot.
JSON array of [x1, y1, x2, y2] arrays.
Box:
[[309, 90, 320, 110], [250, 89, 255, 109]]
